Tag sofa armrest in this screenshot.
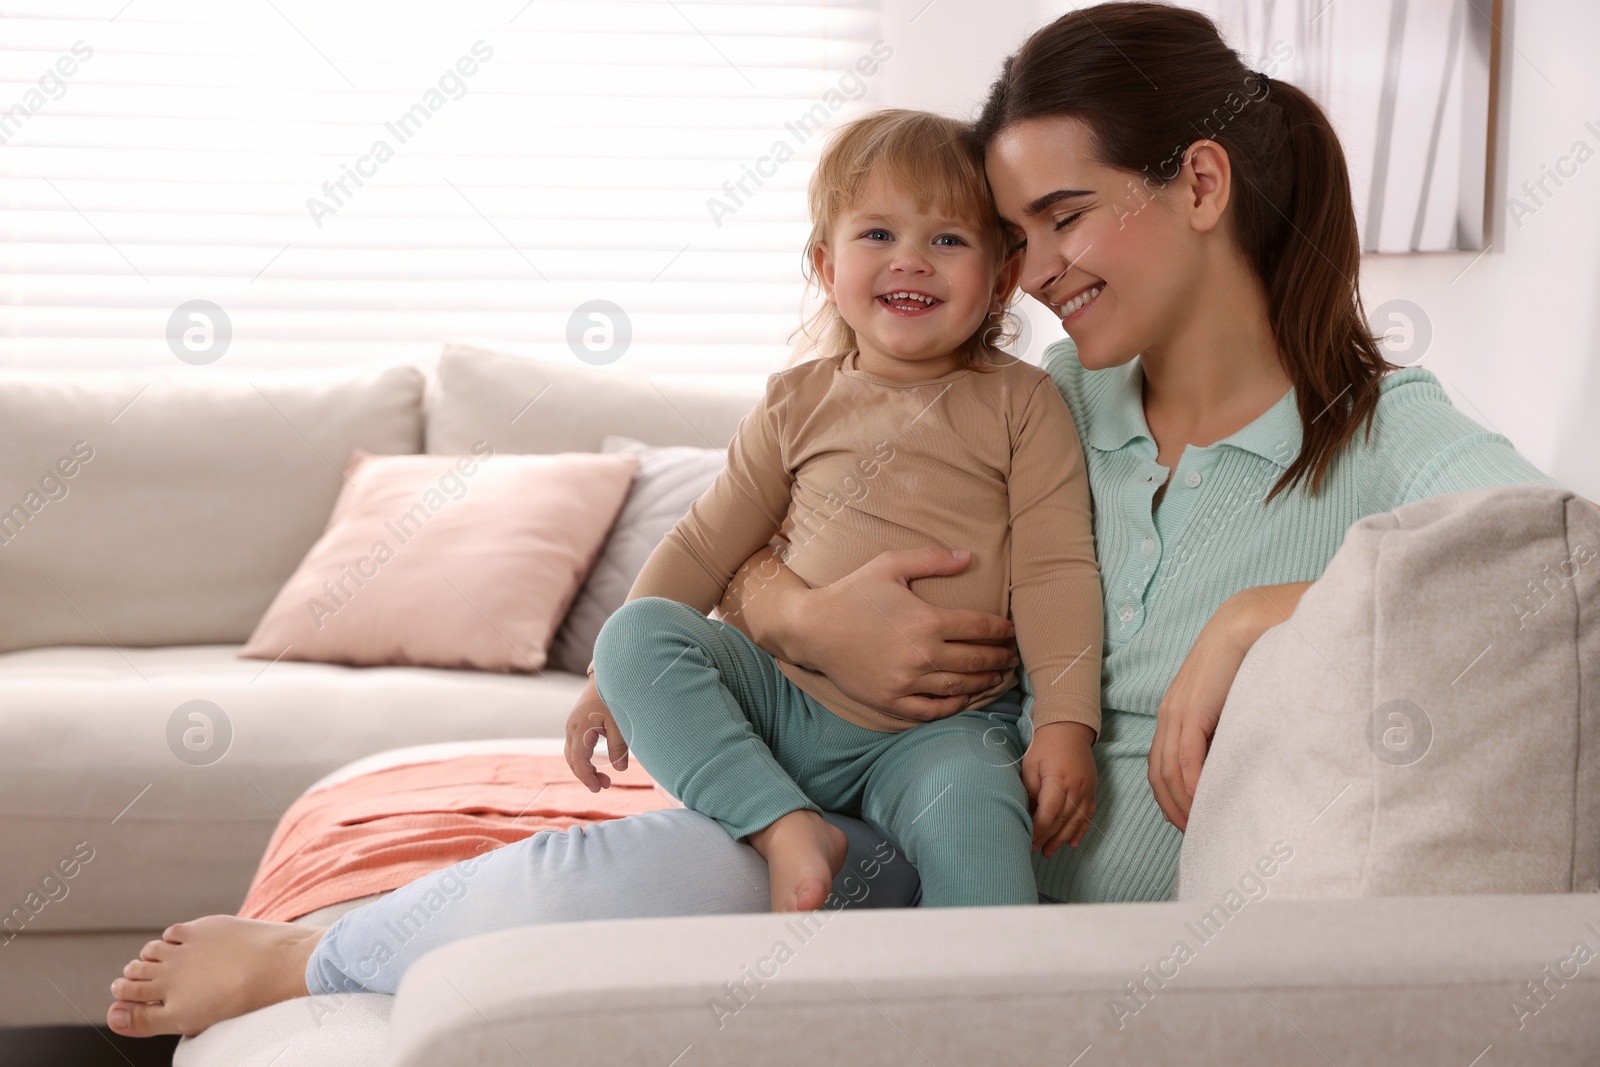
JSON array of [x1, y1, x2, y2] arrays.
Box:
[[388, 894, 1600, 1066]]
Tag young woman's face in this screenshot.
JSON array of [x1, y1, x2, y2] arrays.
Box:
[[814, 168, 1006, 374], [985, 116, 1202, 370]]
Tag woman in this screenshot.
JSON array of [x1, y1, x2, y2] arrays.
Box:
[[107, 2, 1562, 1038]]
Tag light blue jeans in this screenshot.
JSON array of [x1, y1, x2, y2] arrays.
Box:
[[297, 684, 1190, 1004], [304, 803, 925, 995], [302, 693, 1050, 995]]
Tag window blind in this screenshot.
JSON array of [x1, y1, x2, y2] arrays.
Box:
[[0, 0, 886, 374]]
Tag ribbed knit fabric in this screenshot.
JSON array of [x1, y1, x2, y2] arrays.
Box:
[[595, 596, 1039, 907], [1031, 338, 1558, 904], [626, 349, 1103, 736]]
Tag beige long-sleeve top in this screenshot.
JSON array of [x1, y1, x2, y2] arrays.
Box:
[[625, 350, 1103, 736]]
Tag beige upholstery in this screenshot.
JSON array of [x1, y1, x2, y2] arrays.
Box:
[[303, 737, 569, 795], [0, 344, 762, 1031], [173, 483, 1600, 1065], [1178, 486, 1599, 900], [0, 644, 586, 938], [8, 352, 1595, 1062], [173, 992, 393, 1067], [424, 340, 761, 456], [0, 929, 168, 1028], [171, 743, 575, 1066], [386, 895, 1600, 1066], [0, 363, 424, 654]]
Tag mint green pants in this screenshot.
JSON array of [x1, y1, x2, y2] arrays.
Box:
[[593, 597, 1038, 907]]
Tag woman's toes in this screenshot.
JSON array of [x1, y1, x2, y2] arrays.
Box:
[[107, 999, 171, 1037], [162, 921, 191, 943], [123, 959, 157, 980], [110, 976, 162, 1003], [140, 938, 169, 962]]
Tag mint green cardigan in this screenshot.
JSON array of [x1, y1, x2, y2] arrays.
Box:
[[1027, 338, 1556, 903]]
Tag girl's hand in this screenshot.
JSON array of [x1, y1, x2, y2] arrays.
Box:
[[1023, 721, 1098, 857], [564, 678, 629, 792], [1150, 582, 1312, 831], [725, 546, 1021, 723]]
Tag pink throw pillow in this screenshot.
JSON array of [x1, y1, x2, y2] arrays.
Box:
[[239, 447, 638, 672]]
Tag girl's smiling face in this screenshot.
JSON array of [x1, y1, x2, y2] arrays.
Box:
[[811, 168, 1017, 380], [985, 115, 1207, 371]]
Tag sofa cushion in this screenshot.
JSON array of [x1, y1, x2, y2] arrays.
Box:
[[424, 340, 760, 455], [0, 644, 586, 933], [0, 363, 424, 653], [304, 737, 568, 793], [385, 895, 1600, 1067], [547, 436, 726, 674], [1176, 485, 1599, 899], [240, 449, 637, 672], [173, 993, 392, 1067], [173, 894, 1600, 1066]]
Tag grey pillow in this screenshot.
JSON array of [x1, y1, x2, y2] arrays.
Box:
[[546, 436, 726, 674]]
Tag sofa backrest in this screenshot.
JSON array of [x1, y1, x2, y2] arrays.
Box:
[[0, 343, 764, 654], [425, 341, 762, 455], [0, 365, 424, 652]]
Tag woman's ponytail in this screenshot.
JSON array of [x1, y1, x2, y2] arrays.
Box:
[[1261, 80, 1390, 499], [974, 3, 1394, 500]]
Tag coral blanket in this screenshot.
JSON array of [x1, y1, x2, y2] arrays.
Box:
[[238, 754, 678, 922]]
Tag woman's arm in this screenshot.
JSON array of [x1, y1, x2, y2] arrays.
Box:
[[1149, 581, 1313, 832], [717, 545, 1021, 721]]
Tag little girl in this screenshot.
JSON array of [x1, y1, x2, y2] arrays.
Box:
[[568, 109, 1104, 911], [101, 109, 1107, 1043]]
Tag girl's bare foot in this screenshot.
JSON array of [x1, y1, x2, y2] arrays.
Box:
[[105, 915, 325, 1038], [746, 810, 849, 912]]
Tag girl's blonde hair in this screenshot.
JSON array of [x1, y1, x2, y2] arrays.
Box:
[[791, 109, 1021, 368]]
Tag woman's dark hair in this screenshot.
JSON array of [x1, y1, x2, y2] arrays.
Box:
[[973, 1, 1394, 500]]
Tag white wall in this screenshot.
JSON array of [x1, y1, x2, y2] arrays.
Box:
[[877, 0, 1068, 393], [1361, 0, 1600, 500], [879, 0, 1599, 499]]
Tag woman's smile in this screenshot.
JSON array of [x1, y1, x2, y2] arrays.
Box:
[[1052, 283, 1104, 323]]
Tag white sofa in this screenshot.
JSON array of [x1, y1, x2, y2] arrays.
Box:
[[3, 344, 1595, 1064], [0, 341, 759, 1029], [173, 747, 1600, 1067]]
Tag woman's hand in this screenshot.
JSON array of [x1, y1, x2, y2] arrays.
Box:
[[564, 678, 629, 792], [722, 546, 1019, 722], [1149, 582, 1312, 831]]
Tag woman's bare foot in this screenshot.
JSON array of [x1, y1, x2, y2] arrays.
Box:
[[746, 810, 849, 912], [105, 916, 325, 1038]]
